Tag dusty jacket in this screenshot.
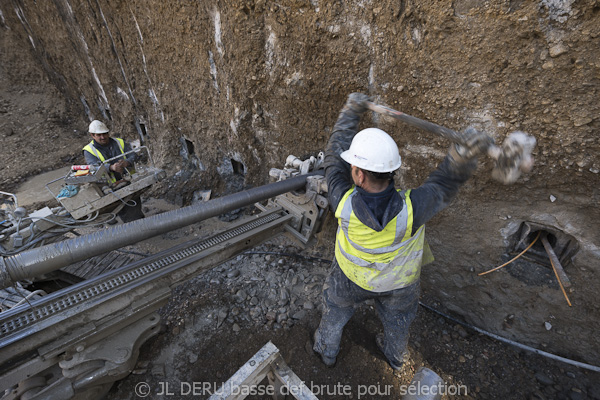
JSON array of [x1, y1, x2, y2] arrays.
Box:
[[325, 103, 477, 239], [83, 138, 136, 181]]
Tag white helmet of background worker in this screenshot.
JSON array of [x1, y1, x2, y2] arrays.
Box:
[[340, 128, 402, 173], [88, 120, 109, 134]]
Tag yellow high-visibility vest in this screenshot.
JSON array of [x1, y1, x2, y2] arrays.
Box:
[[334, 187, 434, 292], [82, 138, 126, 184]]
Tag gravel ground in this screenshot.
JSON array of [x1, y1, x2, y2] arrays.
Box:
[[108, 229, 600, 400]]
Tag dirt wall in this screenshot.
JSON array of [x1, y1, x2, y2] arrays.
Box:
[[2, 0, 599, 364]]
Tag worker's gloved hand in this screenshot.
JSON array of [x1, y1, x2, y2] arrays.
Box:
[[110, 160, 129, 174], [345, 92, 371, 114], [464, 127, 495, 157], [450, 127, 494, 162]]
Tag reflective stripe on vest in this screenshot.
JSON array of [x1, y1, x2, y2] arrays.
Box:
[[82, 138, 126, 184], [334, 186, 433, 292]]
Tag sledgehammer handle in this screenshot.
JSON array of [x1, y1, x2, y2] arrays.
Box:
[[366, 100, 537, 184], [366, 102, 468, 145]]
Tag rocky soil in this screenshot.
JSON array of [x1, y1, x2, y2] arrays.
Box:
[[107, 229, 600, 400]]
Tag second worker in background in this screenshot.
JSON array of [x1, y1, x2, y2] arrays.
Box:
[[83, 120, 145, 223]]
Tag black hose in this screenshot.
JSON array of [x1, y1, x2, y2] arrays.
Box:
[[418, 302, 600, 373]]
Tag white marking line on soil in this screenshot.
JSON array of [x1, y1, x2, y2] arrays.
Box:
[[214, 9, 224, 57], [209, 50, 219, 91], [96, 1, 137, 106], [265, 26, 276, 73], [58, 0, 110, 108], [129, 5, 164, 122]]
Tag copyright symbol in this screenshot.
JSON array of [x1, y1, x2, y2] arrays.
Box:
[[135, 382, 151, 397]]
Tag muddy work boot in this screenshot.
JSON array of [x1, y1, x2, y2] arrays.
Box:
[[315, 349, 336, 368], [376, 333, 409, 371], [312, 332, 336, 367]]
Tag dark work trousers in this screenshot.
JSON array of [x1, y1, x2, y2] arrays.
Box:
[[313, 262, 420, 368]]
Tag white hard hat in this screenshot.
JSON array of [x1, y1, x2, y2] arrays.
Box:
[[340, 128, 401, 173], [89, 120, 109, 134]]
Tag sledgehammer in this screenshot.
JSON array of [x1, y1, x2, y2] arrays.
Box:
[[365, 101, 536, 184]]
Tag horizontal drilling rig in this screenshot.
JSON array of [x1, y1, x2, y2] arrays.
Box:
[[0, 154, 328, 400]]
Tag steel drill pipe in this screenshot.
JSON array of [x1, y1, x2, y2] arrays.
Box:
[[0, 173, 318, 289]]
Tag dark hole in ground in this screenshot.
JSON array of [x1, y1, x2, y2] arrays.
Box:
[[138, 123, 147, 141], [135, 117, 148, 144], [178, 137, 205, 171], [231, 159, 245, 176], [511, 223, 578, 268], [185, 139, 195, 157], [505, 223, 579, 287], [505, 256, 558, 288], [520, 230, 557, 269]]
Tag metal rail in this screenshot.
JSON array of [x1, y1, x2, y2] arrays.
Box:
[[0, 209, 292, 385], [0, 173, 316, 289]]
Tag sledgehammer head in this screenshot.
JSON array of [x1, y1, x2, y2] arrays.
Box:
[[491, 131, 536, 184]]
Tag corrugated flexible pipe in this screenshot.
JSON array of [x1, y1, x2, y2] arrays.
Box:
[[0, 173, 318, 290]]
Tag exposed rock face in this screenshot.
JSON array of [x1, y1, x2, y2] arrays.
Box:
[[1, 0, 598, 363]]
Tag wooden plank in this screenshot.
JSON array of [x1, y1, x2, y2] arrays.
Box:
[[0, 287, 45, 311], [271, 355, 319, 400], [209, 341, 280, 400], [61, 251, 142, 280], [84, 252, 121, 278], [209, 341, 318, 400], [63, 253, 108, 278], [107, 254, 135, 271], [62, 252, 112, 279], [61, 258, 93, 276]]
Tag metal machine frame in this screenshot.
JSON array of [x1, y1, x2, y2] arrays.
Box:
[[0, 156, 328, 399], [45, 146, 165, 220]]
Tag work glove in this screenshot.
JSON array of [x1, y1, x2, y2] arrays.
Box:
[[110, 159, 130, 174], [345, 92, 371, 114], [450, 127, 495, 162]]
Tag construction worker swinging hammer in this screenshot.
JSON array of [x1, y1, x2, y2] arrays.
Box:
[[313, 93, 490, 370]]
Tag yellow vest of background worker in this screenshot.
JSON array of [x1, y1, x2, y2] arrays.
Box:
[[83, 138, 128, 184]]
